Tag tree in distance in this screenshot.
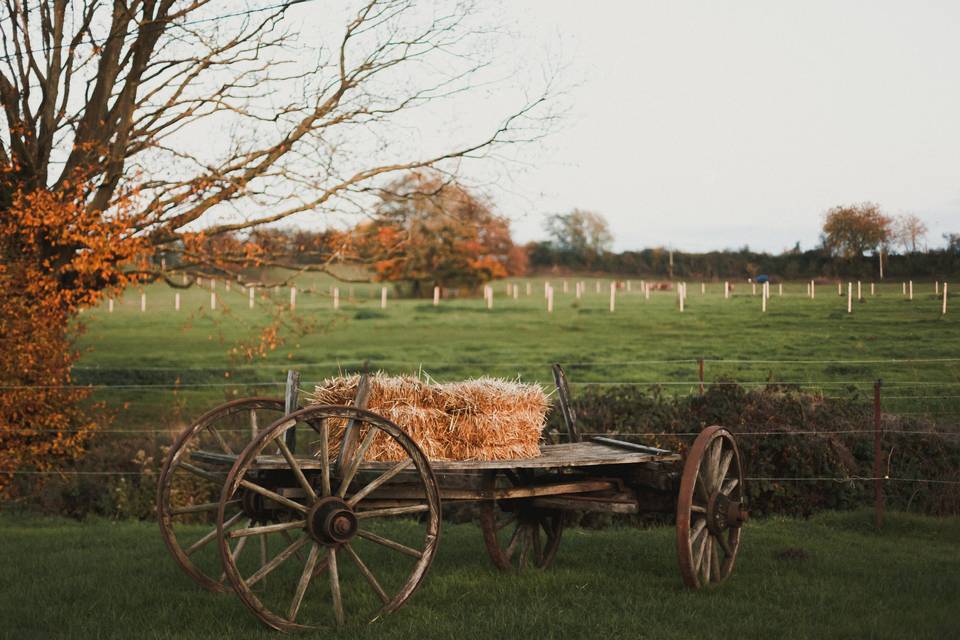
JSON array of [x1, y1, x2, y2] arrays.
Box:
[[821, 203, 892, 258], [359, 171, 521, 297], [544, 209, 614, 268]]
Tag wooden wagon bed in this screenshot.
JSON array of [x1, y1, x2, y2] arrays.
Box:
[[193, 439, 680, 472]]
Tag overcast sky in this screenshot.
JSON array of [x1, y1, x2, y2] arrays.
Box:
[[488, 1, 960, 253]]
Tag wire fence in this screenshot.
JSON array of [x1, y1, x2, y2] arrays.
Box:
[[4, 356, 959, 523]]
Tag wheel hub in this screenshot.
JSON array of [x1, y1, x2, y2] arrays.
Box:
[[307, 497, 358, 545], [706, 492, 748, 535]]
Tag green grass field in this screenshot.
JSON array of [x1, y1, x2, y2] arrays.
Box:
[[5, 276, 958, 638], [74, 276, 959, 432], [1, 510, 957, 639]]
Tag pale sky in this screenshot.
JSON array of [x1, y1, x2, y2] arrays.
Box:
[[487, 0, 960, 253]]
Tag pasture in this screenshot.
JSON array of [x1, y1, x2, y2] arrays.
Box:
[[74, 276, 959, 431], [5, 275, 957, 638], [1, 510, 957, 639]]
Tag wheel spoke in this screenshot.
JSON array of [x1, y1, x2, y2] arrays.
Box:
[[689, 503, 707, 514], [280, 530, 307, 562], [496, 514, 518, 532], [531, 524, 543, 564], [185, 511, 244, 556], [288, 543, 321, 622], [178, 461, 225, 484], [219, 521, 252, 582], [706, 439, 722, 492], [344, 542, 389, 604], [239, 479, 308, 514], [207, 425, 235, 455], [318, 419, 331, 497], [170, 499, 239, 516], [355, 504, 430, 519], [328, 547, 344, 627], [504, 524, 523, 560], [701, 536, 712, 583], [276, 436, 317, 502], [717, 450, 733, 489], [226, 520, 306, 539], [710, 537, 721, 582], [691, 524, 708, 571], [347, 459, 413, 508], [245, 535, 311, 588], [716, 531, 733, 557], [518, 528, 532, 568], [694, 469, 710, 503], [689, 517, 706, 545], [357, 529, 424, 559], [337, 427, 379, 498], [722, 477, 739, 493]]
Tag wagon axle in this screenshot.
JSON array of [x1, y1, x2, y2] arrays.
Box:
[[706, 492, 748, 536]]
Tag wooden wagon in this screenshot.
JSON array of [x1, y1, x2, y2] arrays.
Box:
[[157, 366, 747, 631]]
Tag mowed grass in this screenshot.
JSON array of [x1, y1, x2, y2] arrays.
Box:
[[74, 276, 960, 430], [0, 510, 957, 639]]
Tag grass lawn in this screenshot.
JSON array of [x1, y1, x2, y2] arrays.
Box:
[[73, 276, 960, 433], [0, 510, 957, 639]]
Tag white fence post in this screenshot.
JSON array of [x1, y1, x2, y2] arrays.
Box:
[[140, 292, 146, 312], [909, 280, 913, 301], [380, 286, 387, 309], [333, 287, 339, 310], [289, 286, 296, 311], [546, 285, 553, 313], [211, 292, 216, 310], [609, 281, 616, 312], [249, 286, 255, 309], [847, 283, 852, 313], [870, 282, 875, 296], [943, 283, 948, 315], [811, 281, 816, 299], [433, 286, 440, 306], [108, 298, 114, 313], [174, 293, 180, 311]]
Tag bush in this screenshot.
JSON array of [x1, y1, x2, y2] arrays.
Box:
[[548, 382, 960, 517]]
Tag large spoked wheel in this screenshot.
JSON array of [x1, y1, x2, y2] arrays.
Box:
[[217, 405, 441, 631], [158, 397, 286, 592], [479, 471, 564, 571], [676, 425, 747, 589]]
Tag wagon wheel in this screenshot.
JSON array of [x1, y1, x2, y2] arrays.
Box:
[[217, 405, 441, 631], [676, 425, 748, 589], [158, 397, 286, 592], [479, 471, 564, 571]]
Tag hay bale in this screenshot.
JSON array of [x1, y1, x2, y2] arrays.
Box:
[[307, 374, 548, 461]]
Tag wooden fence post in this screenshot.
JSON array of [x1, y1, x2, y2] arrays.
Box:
[[609, 281, 616, 312], [546, 285, 553, 313], [698, 358, 704, 395], [724, 281, 729, 299], [811, 280, 815, 299], [174, 293, 180, 311], [211, 292, 217, 310], [909, 280, 913, 300], [289, 286, 296, 311], [943, 283, 949, 315], [433, 286, 440, 306], [140, 292, 146, 312], [874, 379, 884, 530], [249, 286, 255, 309], [870, 282, 875, 296], [380, 286, 387, 309], [847, 282, 852, 313], [108, 298, 114, 313], [333, 287, 339, 310]]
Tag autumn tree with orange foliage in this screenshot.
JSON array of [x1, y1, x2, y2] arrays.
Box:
[[0, 1, 555, 491], [821, 203, 892, 258], [359, 172, 521, 296]]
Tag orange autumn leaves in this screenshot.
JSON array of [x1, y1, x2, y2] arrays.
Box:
[[0, 180, 148, 493]]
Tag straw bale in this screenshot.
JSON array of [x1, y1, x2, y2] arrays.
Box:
[[306, 373, 547, 461]]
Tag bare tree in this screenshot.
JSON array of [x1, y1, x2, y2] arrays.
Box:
[[892, 214, 928, 253], [0, 0, 556, 285]]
